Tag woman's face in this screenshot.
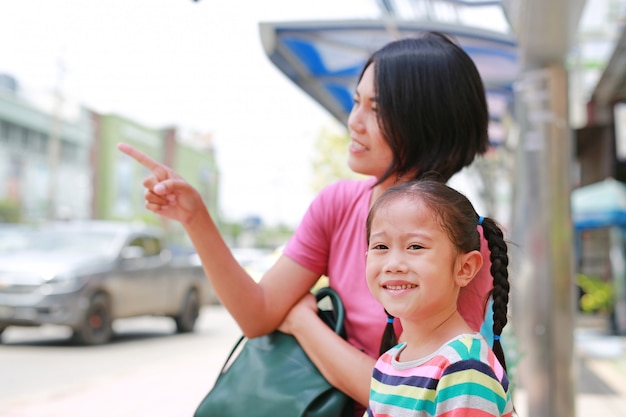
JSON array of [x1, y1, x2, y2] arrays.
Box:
[[347, 64, 393, 178]]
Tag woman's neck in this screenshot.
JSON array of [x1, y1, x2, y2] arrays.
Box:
[[371, 174, 413, 207]]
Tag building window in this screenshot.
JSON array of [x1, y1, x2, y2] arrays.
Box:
[[7, 122, 20, 147], [19, 126, 28, 149], [27, 130, 46, 154], [60, 141, 79, 163], [0, 120, 9, 143]]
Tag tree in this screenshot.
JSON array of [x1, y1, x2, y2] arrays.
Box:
[[311, 123, 365, 193], [0, 199, 21, 223]]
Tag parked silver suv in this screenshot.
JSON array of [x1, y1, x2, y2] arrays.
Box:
[[0, 221, 211, 345]]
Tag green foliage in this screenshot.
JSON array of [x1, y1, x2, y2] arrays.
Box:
[[254, 224, 293, 249], [577, 274, 614, 313], [0, 199, 21, 223], [223, 221, 242, 246], [311, 124, 365, 193], [217, 220, 292, 249]]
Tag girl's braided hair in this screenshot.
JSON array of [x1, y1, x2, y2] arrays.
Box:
[[366, 179, 510, 371]]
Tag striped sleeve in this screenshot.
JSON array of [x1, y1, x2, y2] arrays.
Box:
[[434, 338, 513, 417]]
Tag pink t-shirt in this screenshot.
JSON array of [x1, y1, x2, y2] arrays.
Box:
[[284, 178, 493, 359]]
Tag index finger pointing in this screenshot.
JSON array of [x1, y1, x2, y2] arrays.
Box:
[[117, 142, 161, 172]]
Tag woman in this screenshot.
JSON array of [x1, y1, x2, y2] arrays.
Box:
[[118, 31, 492, 415]]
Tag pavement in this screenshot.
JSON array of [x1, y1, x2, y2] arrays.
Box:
[[514, 315, 626, 417]]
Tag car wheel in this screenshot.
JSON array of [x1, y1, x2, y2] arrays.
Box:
[[74, 294, 113, 345], [174, 289, 200, 333]]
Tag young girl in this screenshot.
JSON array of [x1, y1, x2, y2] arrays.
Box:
[[365, 179, 512, 417]]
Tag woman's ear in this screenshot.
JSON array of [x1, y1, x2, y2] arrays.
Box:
[[455, 250, 483, 287]]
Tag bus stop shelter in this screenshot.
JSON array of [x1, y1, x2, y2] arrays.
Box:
[[259, 19, 517, 145]]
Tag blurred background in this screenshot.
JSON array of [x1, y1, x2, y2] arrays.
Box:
[[2, 0, 626, 416]]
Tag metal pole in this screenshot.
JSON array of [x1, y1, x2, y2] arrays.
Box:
[[510, 64, 576, 416], [47, 93, 61, 221], [47, 57, 65, 221], [610, 227, 626, 334]]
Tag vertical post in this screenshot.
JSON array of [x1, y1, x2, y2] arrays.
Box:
[[610, 227, 626, 334], [47, 58, 65, 221], [47, 98, 61, 220], [510, 65, 575, 416]]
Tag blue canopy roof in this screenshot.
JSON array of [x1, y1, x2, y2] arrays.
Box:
[[572, 178, 626, 230], [259, 19, 518, 145]]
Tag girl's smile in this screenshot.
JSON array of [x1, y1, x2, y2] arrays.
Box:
[[381, 280, 418, 292]]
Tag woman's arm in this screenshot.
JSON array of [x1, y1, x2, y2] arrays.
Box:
[[117, 143, 319, 337], [280, 293, 376, 407], [185, 208, 319, 336]]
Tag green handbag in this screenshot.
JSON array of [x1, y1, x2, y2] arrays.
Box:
[[193, 287, 353, 417]]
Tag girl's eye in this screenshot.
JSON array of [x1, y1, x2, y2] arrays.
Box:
[[371, 244, 388, 250], [408, 244, 423, 250]]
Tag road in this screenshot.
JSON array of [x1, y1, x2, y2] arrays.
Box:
[[0, 305, 242, 417]]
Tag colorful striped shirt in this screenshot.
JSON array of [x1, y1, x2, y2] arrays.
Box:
[[366, 334, 513, 417]]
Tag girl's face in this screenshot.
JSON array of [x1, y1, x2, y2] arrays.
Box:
[[347, 64, 393, 178], [366, 197, 474, 321]]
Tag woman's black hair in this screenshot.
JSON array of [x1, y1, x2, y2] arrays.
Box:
[[367, 179, 510, 372], [357, 31, 489, 184]]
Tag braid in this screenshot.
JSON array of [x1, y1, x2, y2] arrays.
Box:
[[481, 216, 510, 372], [379, 309, 398, 355]]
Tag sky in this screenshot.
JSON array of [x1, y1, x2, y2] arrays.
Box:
[[1, 0, 382, 226]]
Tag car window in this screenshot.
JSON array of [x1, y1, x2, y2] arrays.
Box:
[[127, 236, 162, 257], [12, 228, 120, 258], [143, 237, 162, 257]]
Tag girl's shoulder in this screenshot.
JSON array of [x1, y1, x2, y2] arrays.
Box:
[[441, 334, 508, 379], [443, 333, 490, 358]]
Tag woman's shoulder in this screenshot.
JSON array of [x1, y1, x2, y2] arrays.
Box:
[[322, 177, 376, 190], [317, 177, 376, 201], [297, 177, 375, 230]]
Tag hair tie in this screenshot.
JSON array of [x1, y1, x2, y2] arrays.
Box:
[[478, 216, 485, 226], [493, 335, 501, 341], [387, 317, 394, 324]]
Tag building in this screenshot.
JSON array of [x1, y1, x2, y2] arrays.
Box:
[[0, 74, 92, 222], [0, 74, 220, 231]]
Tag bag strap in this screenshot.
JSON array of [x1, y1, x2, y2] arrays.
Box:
[[315, 286, 345, 336], [218, 287, 345, 375], [217, 335, 246, 374]]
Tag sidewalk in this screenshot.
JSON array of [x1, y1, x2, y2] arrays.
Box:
[[514, 316, 626, 417], [3, 308, 626, 417]]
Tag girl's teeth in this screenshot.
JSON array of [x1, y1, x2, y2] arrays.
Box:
[[385, 284, 416, 290]]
